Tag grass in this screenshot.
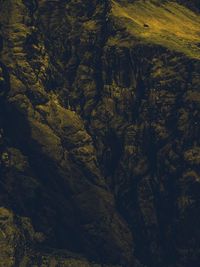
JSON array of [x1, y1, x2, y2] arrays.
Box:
[[111, 0, 200, 59]]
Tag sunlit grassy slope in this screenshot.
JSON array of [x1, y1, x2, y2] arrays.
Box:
[[111, 0, 200, 59]]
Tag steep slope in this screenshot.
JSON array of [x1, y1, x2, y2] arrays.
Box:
[[112, 0, 200, 59], [0, 1, 135, 266], [97, 1, 200, 266], [0, 0, 200, 267]]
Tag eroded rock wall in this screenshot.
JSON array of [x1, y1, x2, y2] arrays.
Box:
[[0, 0, 200, 267], [0, 1, 135, 266]]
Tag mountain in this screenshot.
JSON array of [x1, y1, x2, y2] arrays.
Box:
[[0, 1, 200, 266]]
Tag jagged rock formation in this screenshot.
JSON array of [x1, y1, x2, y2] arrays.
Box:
[[0, 0, 200, 266], [0, 207, 119, 267]]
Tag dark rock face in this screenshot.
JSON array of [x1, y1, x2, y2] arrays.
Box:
[[0, 0, 200, 266], [176, 0, 200, 11], [101, 46, 200, 267]]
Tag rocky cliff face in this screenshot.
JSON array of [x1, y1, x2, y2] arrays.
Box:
[[0, 1, 200, 267]]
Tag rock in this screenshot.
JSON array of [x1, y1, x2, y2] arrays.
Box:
[[0, 0, 200, 267]]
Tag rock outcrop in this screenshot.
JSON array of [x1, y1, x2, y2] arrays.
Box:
[[0, 0, 200, 266]]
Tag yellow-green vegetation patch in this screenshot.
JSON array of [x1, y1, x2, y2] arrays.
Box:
[[83, 20, 98, 31], [111, 0, 200, 59]]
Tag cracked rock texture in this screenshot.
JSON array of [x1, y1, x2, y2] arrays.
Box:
[[0, 0, 200, 266]]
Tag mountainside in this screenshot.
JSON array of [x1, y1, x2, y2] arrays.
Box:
[[0, 1, 200, 267], [112, 0, 200, 59]]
